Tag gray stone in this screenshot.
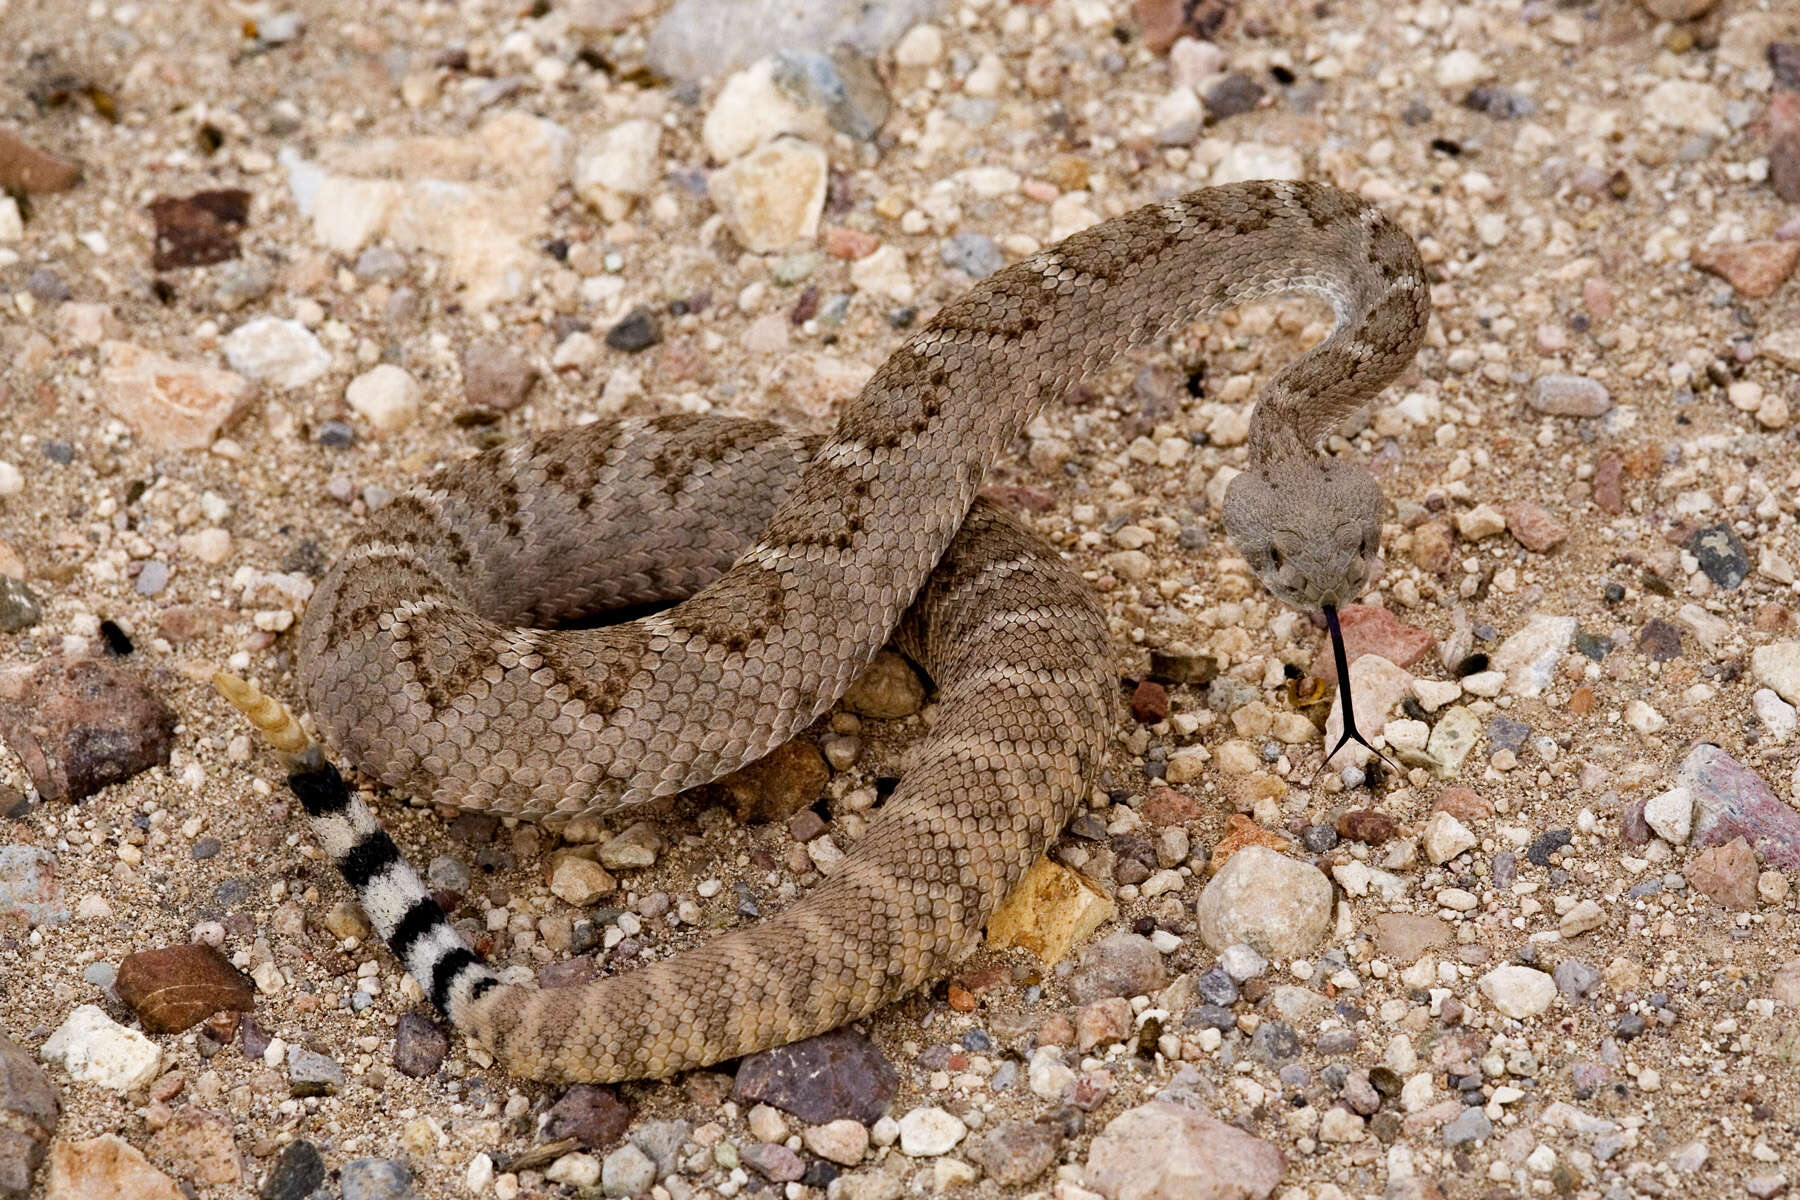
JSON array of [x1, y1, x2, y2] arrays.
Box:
[[339, 1158, 416, 1200], [286, 1048, 344, 1097], [0, 1034, 60, 1200], [0, 577, 43, 633], [963, 1120, 1060, 1187], [940, 232, 1003, 278], [647, 0, 946, 83], [1441, 1107, 1492, 1147], [602, 1142, 658, 1197], [1069, 931, 1169, 1004], [1196, 846, 1332, 958], [0, 846, 66, 928]]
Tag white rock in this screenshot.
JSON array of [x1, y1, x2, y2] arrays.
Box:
[[1752, 642, 1800, 706], [1323, 654, 1414, 755], [1196, 845, 1333, 958], [802, 1119, 869, 1165], [0, 196, 22, 241], [222, 317, 332, 389], [345, 364, 422, 433], [1434, 49, 1491, 88], [1028, 1045, 1075, 1099], [896, 1106, 966, 1157], [546, 1152, 602, 1189], [1490, 614, 1576, 699], [574, 119, 663, 220], [1644, 79, 1726, 136], [849, 243, 914, 303], [1422, 811, 1477, 865], [1412, 678, 1462, 711], [1624, 700, 1666, 734], [1456, 504, 1507, 539], [1478, 965, 1557, 1019], [1168, 38, 1227, 89], [1754, 689, 1797, 742], [708, 137, 827, 253], [1151, 87, 1204, 145], [1211, 143, 1303, 185], [0, 461, 21, 497], [893, 23, 944, 68], [41, 1004, 162, 1091], [1559, 899, 1608, 938], [702, 58, 828, 163], [1643, 786, 1693, 845]]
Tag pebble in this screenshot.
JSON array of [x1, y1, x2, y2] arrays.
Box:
[[1315, 604, 1435, 683], [0, 657, 176, 802], [1690, 523, 1750, 589], [772, 49, 890, 142], [709, 138, 827, 253], [542, 1084, 632, 1149], [606, 306, 662, 353], [40, 1005, 162, 1092], [147, 1104, 240, 1186], [573, 119, 663, 219], [1503, 502, 1566, 553], [345, 365, 421, 434], [99, 341, 254, 451], [940, 232, 1003, 278], [1196, 845, 1332, 958], [148, 188, 250, 270], [1441, 1107, 1493, 1147], [259, 1140, 325, 1200], [1691, 240, 1800, 299], [0, 127, 81, 194], [1754, 643, 1800, 707], [896, 1106, 965, 1156], [1374, 914, 1449, 963], [221, 317, 332, 389], [1068, 931, 1169, 1004], [733, 1027, 897, 1123], [1478, 966, 1558, 1019], [600, 1142, 657, 1197], [1528, 373, 1612, 418], [1686, 838, 1758, 909], [801, 1119, 868, 1166], [1028, 1045, 1076, 1099], [1679, 745, 1800, 870], [44, 1134, 183, 1200], [1422, 811, 1477, 864], [545, 1152, 602, 1189], [1490, 615, 1575, 699], [598, 821, 663, 870], [646, 0, 938, 81], [0, 1034, 59, 1199], [1644, 787, 1694, 845], [392, 1012, 449, 1078], [0, 845, 65, 929], [964, 1119, 1059, 1186], [460, 340, 538, 411], [840, 650, 925, 718], [549, 855, 617, 906], [338, 1158, 418, 1200], [1086, 1101, 1284, 1200], [114, 945, 255, 1034], [286, 1047, 344, 1097], [0, 576, 43, 633]]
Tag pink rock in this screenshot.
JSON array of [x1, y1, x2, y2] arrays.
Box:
[[1313, 604, 1436, 685], [1503, 502, 1567, 553], [99, 341, 254, 451], [1087, 1101, 1284, 1200], [1691, 241, 1800, 299], [1685, 837, 1758, 910], [1679, 744, 1800, 871]]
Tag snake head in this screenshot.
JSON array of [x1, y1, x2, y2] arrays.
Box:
[[1221, 457, 1383, 611]]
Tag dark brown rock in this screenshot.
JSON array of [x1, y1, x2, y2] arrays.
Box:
[[115, 944, 256, 1034], [715, 740, 828, 824], [733, 1028, 897, 1124], [1130, 680, 1169, 724], [147, 189, 251, 271], [1336, 809, 1398, 844], [1637, 619, 1682, 662], [0, 657, 177, 802], [0, 1034, 59, 1199], [392, 1011, 449, 1078], [0, 126, 81, 194], [541, 1084, 632, 1149]]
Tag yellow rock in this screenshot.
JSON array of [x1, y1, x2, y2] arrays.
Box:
[[986, 859, 1114, 965]]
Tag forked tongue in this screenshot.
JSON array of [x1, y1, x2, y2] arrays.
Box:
[[1320, 604, 1397, 779]]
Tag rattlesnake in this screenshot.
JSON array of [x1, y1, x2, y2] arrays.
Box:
[[225, 180, 1428, 1083]]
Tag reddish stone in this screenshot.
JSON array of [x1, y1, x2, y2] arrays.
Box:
[[1686, 837, 1758, 909], [1409, 521, 1455, 574], [0, 656, 176, 803], [1433, 787, 1491, 822], [823, 227, 878, 259], [1210, 814, 1292, 868], [1502, 502, 1567, 553], [1142, 787, 1203, 825], [1133, 0, 1235, 53], [1336, 810, 1399, 844], [116, 945, 255, 1034], [1593, 455, 1625, 515], [1691, 240, 1800, 299], [1755, 603, 1794, 634], [0, 126, 81, 194], [1312, 605, 1436, 685], [1130, 680, 1169, 724]]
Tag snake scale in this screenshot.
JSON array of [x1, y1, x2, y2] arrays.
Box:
[[249, 180, 1428, 1083]]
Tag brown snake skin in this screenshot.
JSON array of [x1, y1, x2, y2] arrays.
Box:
[[294, 181, 1429, 1081]]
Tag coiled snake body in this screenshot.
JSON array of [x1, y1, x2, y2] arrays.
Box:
[[263, 181, 1428, 1082]]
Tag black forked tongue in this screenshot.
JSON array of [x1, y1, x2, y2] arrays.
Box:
[[1319, 604, 1398, 783]]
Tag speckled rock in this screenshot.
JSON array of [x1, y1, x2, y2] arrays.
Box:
[[98, 341, 253, 451], [1196, 846, 1333, 958], [734, 1028, 897, 1124], [0, 1035, 59, 1199], [45, 1135, 183, 1200], [963, 1120, 1061, 1187], [1086, 1101, 1284, 1200], [1069, 931, 1169, 1003], [0, 656, 177, 802]]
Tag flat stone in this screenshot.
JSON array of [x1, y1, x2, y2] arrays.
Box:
[[0, 657, 177, 803], [1422, 812, 1477, 864], [0, 1034, 60, 1200], [1312, 605, 1434, 684], [1086, 1100, 1283, 1200], [45, 1134, 182, 1200], [1490, 615, 1576, 699], [1478, 965, 1557, 1019], [391, 1012, 449, 1079], [733, 1027, 897, 1124], [40, 1006, 161, 1092], [345, 365, 421, 434], [147, 189, 250, 270], [1503, 502, 1566, 553], [986, 858, 1115, 965], [548, 855, 616, 907], [146, 1105, 239, 1186], [1528, 373, 1611, 417], [99, 341, 253, 451], [1441, 1107, 1492, 1148], [1196, 845, 1333, 958], [709, 137, 827, 253], [542, 1084, 632, 1149], [1686, 837, 1758, 909], [646, 0, 945, 82], [896, 1106, 965, 1156], [115, 944, 256, 1033], [1692, 240, 1800, 299], [0, 128, 81, 194], [597, 821, 662, 871], [1677, 745, 1800, 871], [741, 1141, 804, 1181], [1374, 913, 1450, 963], [800, 1119, 868, 1166], [964, 1119, 1059, 1186], [221, 317, 332, 390]]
